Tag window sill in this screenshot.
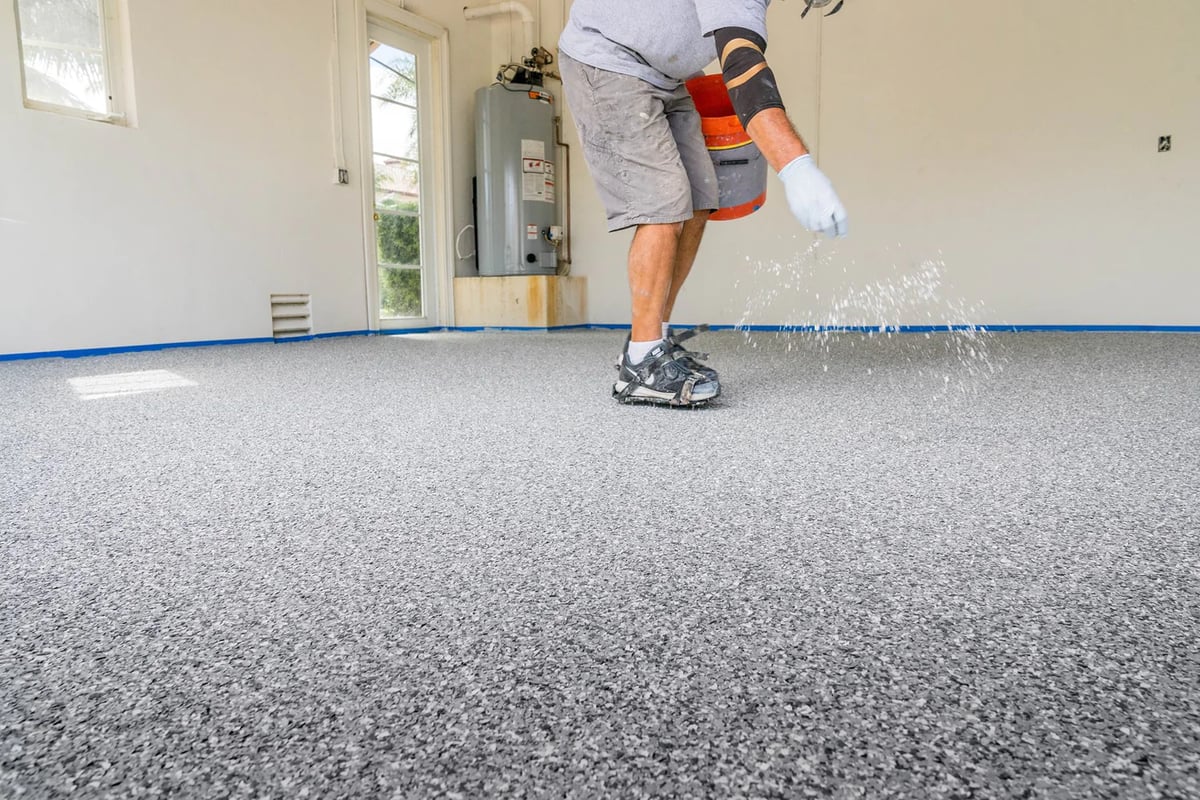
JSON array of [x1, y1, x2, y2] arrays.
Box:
[[23, 99, 130, 126]]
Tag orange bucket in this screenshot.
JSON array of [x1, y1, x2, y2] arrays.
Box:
[[686, 75, 768, 221]]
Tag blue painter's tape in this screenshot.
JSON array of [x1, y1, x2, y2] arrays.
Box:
[[0, 336, 276, 362], [971, 324, 1200, 333], [627, 324, 1200, 334], [451, 325, 591, 333], [315, 330, 374, 340], [3, 324, 1197, 363], [376, 326, 449, 336]]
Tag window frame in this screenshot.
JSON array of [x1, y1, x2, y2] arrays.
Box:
[[13, 0, 134, 125]]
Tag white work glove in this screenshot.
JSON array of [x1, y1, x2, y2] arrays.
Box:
[[779, 154, 849, 237]]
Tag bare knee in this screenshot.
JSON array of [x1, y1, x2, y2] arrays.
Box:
[[683, 210, 710, 232], [633, 221, 686, 242]]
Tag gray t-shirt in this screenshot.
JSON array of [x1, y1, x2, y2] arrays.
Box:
[[558, 0, 771, 90]]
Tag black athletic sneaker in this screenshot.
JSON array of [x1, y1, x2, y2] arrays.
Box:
[[667, 325, 719, 384], [613, 340, 720, 407]]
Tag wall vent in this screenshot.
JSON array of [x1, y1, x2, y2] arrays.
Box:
[[270, 293, 313, 341]]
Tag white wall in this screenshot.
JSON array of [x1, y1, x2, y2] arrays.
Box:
[[545, 0, 1200, 328], [0, 0, 494, 356], [814, 0, 1200, 327]]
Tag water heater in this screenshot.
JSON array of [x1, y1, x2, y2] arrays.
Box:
[[474, 83, 559, 276]]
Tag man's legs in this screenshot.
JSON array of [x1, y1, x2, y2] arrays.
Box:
[[662, 210, 710, 325], [628, 222, 684, 343], [616, 217, 716, 405], [628, 210, 708, 343], [557, 53, 718, 403]]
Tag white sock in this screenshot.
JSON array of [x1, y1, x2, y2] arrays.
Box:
[[627, 338, 661, 365], [662, 322, 671, 340]]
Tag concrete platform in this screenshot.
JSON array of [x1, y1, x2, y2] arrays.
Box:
[[453, 275, 587, 329]]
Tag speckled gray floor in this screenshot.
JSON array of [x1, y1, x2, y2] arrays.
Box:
[[2, 330, 1199, 799]]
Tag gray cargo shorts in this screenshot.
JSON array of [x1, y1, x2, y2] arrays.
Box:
[[559, 52, 719, 233]]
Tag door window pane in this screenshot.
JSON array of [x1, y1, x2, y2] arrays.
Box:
[[379, 267, 422, 319], [369, 48, 416, 102], [374, 156, 419, 213], [377, 212, 421, 267], [371, 99, 420, 161]]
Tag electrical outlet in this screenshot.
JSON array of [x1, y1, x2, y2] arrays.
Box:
[[1159, 135, 1172, 153], [336, 168, 350, 184]]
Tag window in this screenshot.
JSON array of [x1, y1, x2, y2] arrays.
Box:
[[369, 35, 425, 319], [14, 0, 133, 123]]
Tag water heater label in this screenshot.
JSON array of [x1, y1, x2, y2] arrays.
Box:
[[521, 139, 546, 160], [527, 224, 539, 240], [522, 158, 556, 205]]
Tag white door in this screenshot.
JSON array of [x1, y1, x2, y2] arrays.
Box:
[[365, 21, 438, 328]]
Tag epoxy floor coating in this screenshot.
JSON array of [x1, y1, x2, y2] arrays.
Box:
[[2, 330, 1198, 798]]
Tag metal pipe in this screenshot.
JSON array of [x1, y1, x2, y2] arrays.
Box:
[[463, 2, 536, 55], [554, 114, 572, 270]]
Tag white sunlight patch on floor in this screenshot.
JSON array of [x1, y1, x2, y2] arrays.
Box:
[[68, 370, 198, 401]]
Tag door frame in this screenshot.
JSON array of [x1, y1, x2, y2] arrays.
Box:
[[355, 0, 455, 331]]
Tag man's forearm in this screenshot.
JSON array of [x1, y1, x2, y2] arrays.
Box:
[[746, 107, 809, 173], [711, 27, 847, 235], [710, 28, 809, 172]]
